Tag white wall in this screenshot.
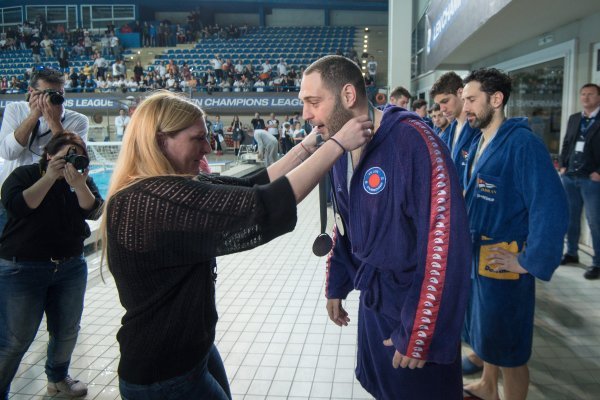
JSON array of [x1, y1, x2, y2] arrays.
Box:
[[330, 10, 387, 26], [265, 8, 324, 27], [215, 13, 260, 27]]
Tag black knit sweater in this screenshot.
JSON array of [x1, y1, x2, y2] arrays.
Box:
[[0, 164, 103, 259], [106, 170, 297, 384]]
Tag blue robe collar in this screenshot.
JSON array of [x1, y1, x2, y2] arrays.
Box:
[[465, 117, 529, 193]]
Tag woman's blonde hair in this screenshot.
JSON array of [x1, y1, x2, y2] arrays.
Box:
[[99, 90, 205, 270]]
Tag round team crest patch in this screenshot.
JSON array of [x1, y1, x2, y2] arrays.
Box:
[[363, 167, 387, 194]]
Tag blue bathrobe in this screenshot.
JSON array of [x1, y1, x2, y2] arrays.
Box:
[[463, 117, 568, 367], [326, 106, 472, 400], [440, 119, 481, 189]]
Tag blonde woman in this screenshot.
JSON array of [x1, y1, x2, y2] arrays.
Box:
[[102, 90, 373, 399]]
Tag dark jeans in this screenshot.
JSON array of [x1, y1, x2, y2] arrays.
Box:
[[119, 345, 231, 400], [562, 174, 600, 266], [0, 255, 87, 398]]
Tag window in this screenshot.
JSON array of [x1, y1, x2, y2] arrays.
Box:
[[25, 6, 78, 30], [80, 4, 135, 30], [0, 6, 22, 32], [507, 58, 564, 155]]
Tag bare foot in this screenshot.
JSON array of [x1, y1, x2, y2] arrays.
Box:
[[463, 381, 500, 400]]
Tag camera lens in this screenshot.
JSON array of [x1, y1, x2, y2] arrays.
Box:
[[71, 155, 89, 170], [49, 92, 65, 105]]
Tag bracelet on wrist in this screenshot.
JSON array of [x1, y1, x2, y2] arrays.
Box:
[[299, 142, 312, 156], [294, 148, 307, 163], [329, 137, 346, 153]]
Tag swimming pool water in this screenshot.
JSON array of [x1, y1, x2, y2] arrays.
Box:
[[90, 169, 112, 199]]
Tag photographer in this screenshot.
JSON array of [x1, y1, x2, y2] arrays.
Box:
[[0, 66, 89, 232], [0, 133, 103, 399]]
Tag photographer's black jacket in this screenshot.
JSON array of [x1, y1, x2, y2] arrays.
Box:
[[0, 164, 103, 259]]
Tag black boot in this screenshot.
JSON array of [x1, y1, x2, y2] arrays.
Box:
[[234, 148, 239, 156]]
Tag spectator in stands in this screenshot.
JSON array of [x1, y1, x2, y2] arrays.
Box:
[[71, 42, 84, 58], [40, 35, 54, 58], [57, 46, 69, 72], [232, 77, 243, 92], [165, 74, 176, 90], [120, 24, 132, 34], [30, 39, 41, 65], [82, 63, 92, 79], [83, 76, 96, 93], [388, 86, 411, 109], [148, 24, 157, 47], [261, 60, 273, 76], [112, 59, 126, 80], [157, 61, 167, 78], [7, 76, 23, 94], [133, 61, 144, 83], [97, 76, 110, 92], [66, 67, 78, 90], [234, 60, 244, 79], [211, 54, 223, 83], [166, 59, 179, 78], [181, 63, 192, 81], [0, 77, 7, 94], [108, 75, 119, 91], [176, 24, 186, 44], [277, 58, 288, 77], [0, 132, 103, 400], [99, 33, 109, 57], [83, 32, 92, 57], [110, 34, 120, 59], [93, 52, 108, 79], [126, 77, 139, 92], [218, 79, 231, 92]]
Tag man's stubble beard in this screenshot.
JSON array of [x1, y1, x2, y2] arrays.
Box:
[[327, 94, 354, 138], [470, 102, 495, 130]]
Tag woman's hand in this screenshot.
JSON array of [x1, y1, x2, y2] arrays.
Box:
[[63, 163, 89, 190], [44, 155, 67, 182], [331, 115, 374, 152]]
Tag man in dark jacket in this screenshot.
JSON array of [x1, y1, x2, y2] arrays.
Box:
[[559, 83, 600, 279]]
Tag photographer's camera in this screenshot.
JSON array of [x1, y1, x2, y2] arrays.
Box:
[[63, 147, 89, 171]]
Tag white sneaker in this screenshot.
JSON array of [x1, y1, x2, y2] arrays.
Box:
[[47, 375, 88, 397]]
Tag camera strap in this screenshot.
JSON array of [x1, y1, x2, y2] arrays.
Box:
[[28, 115, 66, 154]]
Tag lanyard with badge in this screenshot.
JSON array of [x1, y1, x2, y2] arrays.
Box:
[[575, 116, 596, 153], [312, 104, 374, 257]]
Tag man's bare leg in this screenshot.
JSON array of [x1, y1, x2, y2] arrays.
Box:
[[463, 362, 501, 400], [500, 364, 529, 400]]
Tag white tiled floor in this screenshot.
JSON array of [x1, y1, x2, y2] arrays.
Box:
[[6, 186, 600, 399]]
